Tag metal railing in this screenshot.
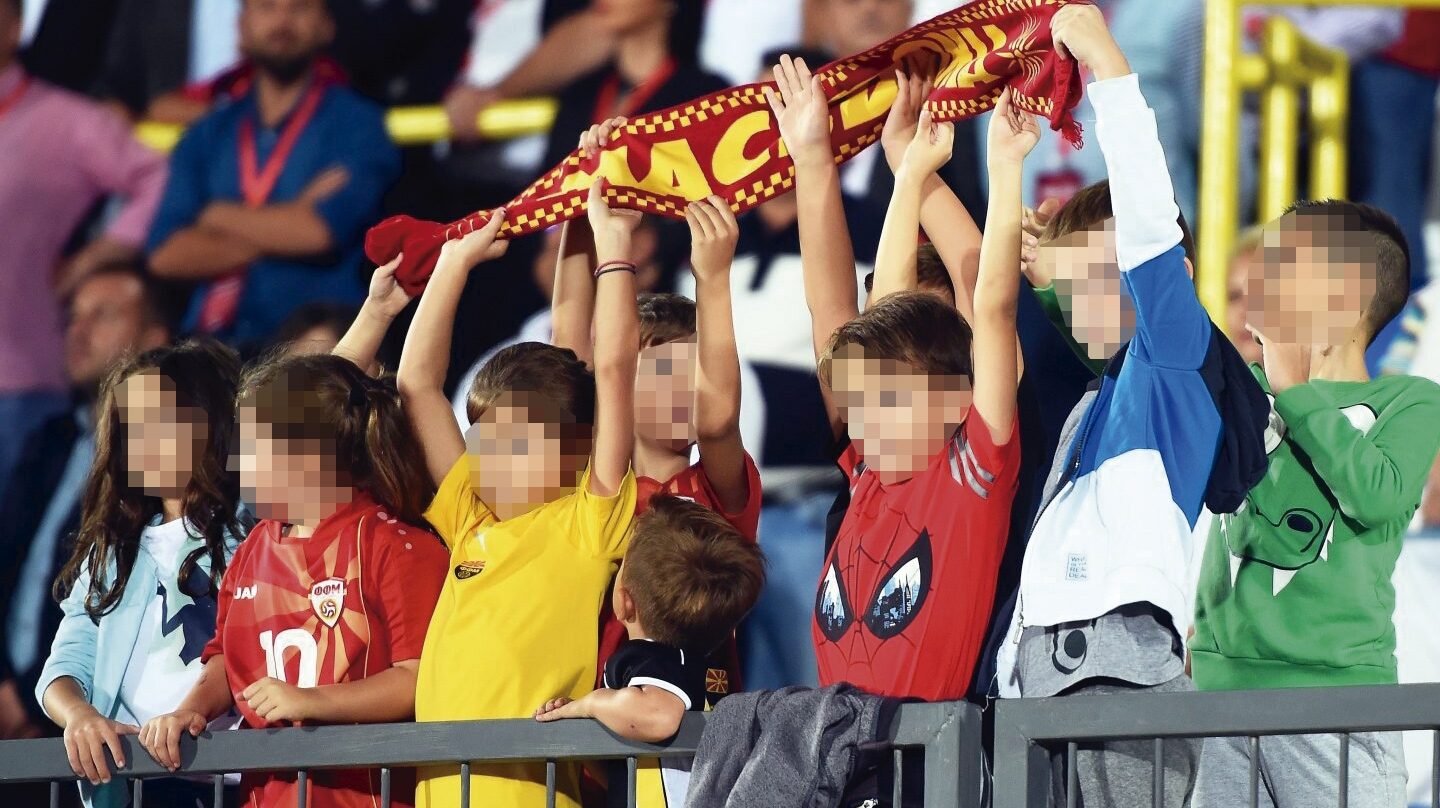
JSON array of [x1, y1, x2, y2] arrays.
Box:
[[0, 701, 980, 808], [992, 682, 1440, 808]]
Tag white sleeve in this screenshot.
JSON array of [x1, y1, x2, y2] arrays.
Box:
[[1089, 73, 1184, 271]]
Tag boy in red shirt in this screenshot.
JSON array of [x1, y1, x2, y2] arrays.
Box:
[[767, 55, 1032, 700]]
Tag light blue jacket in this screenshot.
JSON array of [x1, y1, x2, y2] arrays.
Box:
[[35, 516, 245, 808]]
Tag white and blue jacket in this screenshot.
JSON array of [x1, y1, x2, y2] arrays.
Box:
[[998, 74, 1230, 696]]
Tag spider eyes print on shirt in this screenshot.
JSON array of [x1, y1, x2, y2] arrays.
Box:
[[815, 529, 933, 643]]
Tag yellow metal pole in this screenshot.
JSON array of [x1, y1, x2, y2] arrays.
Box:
[[1257, 17, 1300, 223], [1198, 0, 1243, 324]]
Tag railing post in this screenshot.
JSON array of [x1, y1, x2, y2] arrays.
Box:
[[993, 701, 1053, 808]]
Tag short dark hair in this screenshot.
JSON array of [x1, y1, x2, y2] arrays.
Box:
[[1042, 179, 1197, 266], [863, 243, 955, 304], [637, 292, 696, 349], [466, 341, 596, 431], [68, 262, 170, 331], [622, 495, 766, 653], [818, 290, 974, 387], [270, 301, 360, 348], [1281, 199, 1410, 341]]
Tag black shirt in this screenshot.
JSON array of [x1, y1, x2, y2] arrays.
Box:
[[603, 638, 708, 712]]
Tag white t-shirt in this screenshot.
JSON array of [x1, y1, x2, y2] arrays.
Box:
[[115, 519, 211, 726]]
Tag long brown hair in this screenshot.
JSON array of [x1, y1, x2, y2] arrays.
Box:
[[238, 353, 432, 526], [55, 339, 246, 618]]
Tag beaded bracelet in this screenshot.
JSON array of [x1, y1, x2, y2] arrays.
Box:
[[594, 260, 638, 278]]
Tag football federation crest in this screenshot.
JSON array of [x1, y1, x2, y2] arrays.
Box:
[[309, 577, 347, 628], [454, 560, 486, 580]]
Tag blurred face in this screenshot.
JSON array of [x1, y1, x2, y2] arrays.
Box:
[[1036, 220, 1135, 361], [118, 371, 206, 499], [465, 394, 589, 518], [828, 0, 913, 59], [1227, 248, 1262, 364], [831, 344, 970, 484], [65, 274, 167, 391], [635, 339, 697, 451], [240, 0, 334, 82], [238, 406, 352, 524], [1247, 215, 1376, 346], [592, 0, 672, 35]]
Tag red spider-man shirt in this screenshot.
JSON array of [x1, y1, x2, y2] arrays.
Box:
[[814, 406, 1020, 701]]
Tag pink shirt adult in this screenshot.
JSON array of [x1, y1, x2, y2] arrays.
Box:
[[0, 64, 167, 394]]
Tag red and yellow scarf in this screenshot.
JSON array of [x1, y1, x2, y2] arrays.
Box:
[[368, 0, 1086, 292]]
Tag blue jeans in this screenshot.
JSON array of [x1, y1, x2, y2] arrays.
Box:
[[0, 390, 67, 496], [738, 493, 833, 690], [1351, 59, 1439, 374]]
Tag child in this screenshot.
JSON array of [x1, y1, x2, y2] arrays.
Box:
[[535, 494, 766, 807], [768, 53, 1025, 700], [396, 187, 640, 808], [557, 119, 764, 708], [37, 339, 248, 808], [140, 353, 449, 808], [1190, 201, 1440, 808], [994, 8, 1267, 806]]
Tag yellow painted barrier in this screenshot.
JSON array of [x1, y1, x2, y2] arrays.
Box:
[[134, 97, 559, 153]]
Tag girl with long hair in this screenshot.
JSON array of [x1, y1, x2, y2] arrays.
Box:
[[37, 338, 250, 808]]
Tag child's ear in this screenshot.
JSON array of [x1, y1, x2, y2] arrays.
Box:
[[615, 584, 637, 623]]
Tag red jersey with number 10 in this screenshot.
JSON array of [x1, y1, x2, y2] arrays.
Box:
[[202, 493, 448, 808]]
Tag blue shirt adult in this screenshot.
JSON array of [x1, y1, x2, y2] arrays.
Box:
[[147, 81, 400, 348]]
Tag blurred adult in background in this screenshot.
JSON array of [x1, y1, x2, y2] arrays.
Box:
[[146, 0, 400, 355], [0, 265, 170, 749], [0, 0, 167, 496], [269, 300, 359, 357]]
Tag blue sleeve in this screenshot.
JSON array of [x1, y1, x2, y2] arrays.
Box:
[[312, 105, 401, 251], [1123, 245, 1213, 370], [145, 123, 212, 254], [35, 567, 99, 720]]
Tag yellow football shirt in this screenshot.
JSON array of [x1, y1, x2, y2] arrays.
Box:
[[415, 455, 637, 808]]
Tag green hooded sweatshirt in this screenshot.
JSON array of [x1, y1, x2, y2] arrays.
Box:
[[1191, 365, 1440, 690]]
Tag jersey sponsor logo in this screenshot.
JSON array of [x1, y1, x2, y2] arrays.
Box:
[[454, 560, 486, 580], [309, 577, 347, 627], [234, 584, 258, 600]]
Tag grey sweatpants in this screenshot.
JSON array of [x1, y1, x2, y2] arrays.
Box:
[[1192, 732, 1406, 808], [1050, 675, 1201, 808]]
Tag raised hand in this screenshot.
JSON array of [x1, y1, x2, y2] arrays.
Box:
[[880, 63, 936, 171], [437, 207, 510, 271], [899, 109, 955, 180], [687, 196, 740, 283], [587, 180, 643, 262], [365, 254, 412, 319], [580, 116, 627, 159], [764, 54, 832, 168], [987, 88, 1041, 167], [1050, 4, 1131, 81], [1021, 197, 1062, 286]]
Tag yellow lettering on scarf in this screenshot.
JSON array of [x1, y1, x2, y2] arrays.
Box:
[[712, 110, 774, 186], [838, 77, 898, 132], [600, 141, 714, 199]]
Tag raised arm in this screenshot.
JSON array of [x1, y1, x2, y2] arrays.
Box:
[[687, 196, 751, 515], [765, 55, 857, 438], [396, 211, 510, 486], [970, 89, 1038, 444], [878, 66, 983, 320], [332, 256, 412, 374], [585, 182, 641, 497], [552, 119, 627, 365], [872, 110, 954, 303]]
